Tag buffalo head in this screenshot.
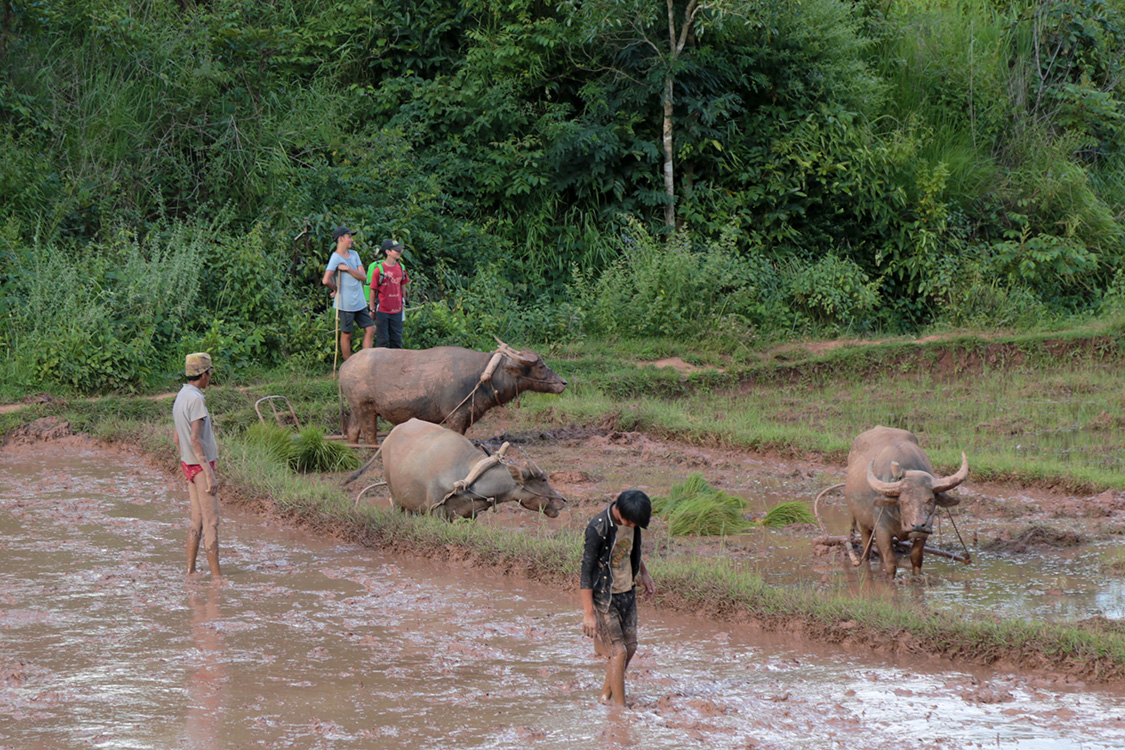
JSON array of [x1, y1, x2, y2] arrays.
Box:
[[496, 341, 567, 395], [866, 453, 968, 539], [506, 464, 567, 518]]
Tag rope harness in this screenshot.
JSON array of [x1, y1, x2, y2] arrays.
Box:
[[436, 342, 553, 431], [431, 442, 511, 511], [438, 351, 505, 431]]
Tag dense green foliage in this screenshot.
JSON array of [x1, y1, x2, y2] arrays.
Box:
[[3, 0, 1125, 393]]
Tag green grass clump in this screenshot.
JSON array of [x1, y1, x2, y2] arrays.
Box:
[[246, 423, 298, 466], [652, 474, 751, 536], [758, 501, 816, 527], [293, 427, 361, 473]]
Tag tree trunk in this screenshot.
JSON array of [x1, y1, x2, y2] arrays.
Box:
[[662, 74, 675, 230]]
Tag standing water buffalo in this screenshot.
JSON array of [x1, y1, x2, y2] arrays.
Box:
[[380, 418, 566, 520], [339, 343, 567, 443], [844, 426, 969, 577]]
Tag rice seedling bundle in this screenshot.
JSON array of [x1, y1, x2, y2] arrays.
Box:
[[293, 427, 361, 473], [246, 423, 298, 466], [760, 501, 816, 527], [653, 474, 751, 536]]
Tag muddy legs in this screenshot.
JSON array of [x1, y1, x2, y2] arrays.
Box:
[[188, 478, 222, 580], [187, 528, 201, 574], [205, 543, 222, 579], [600, 646, 636, 707]]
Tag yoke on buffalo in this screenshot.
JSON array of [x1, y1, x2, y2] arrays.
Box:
[[378, 418, 566, 520], [843, 426, 969, 577]]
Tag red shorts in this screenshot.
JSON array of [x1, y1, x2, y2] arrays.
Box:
[[181, 460, 216, 483]]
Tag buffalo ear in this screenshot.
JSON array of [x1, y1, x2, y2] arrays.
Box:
[[935, 492, 961, 508], [890, 461, 903, 480], [507, 464, 523, 482]]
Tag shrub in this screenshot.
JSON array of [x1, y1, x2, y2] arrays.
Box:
[[577, 220, 777, 340], [784, 253, 882, 330], [6, 222, 210, 392]]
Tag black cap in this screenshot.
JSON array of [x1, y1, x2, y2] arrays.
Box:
[[332, 226, 356, 241], [380, 238, 403, 253]]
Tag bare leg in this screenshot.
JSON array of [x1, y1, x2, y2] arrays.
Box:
[[206, 543, 222, 579], [187, 481, 203, 575], [187, 529, 201, 574], [362, 325, 374, 351], [340, 331, 353, 361], [603, 654, 628, 706], [602, 644, 637, 705], [197, 480, 222, 580]]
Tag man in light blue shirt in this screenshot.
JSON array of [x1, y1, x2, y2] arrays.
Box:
[[321, 226, 374, 360]]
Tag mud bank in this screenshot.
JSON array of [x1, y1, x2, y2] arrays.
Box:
[[4, 440, 1125, 749]]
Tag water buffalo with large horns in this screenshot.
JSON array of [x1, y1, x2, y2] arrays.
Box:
[[379, 418, 566, 520], [339, 341, 567, 443], [844, 426, 969, 577]]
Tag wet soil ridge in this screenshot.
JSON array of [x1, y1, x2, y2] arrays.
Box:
[[751, 334, 1124, 388]]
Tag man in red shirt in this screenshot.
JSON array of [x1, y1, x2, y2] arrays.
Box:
[[371, 238, 411, 348]]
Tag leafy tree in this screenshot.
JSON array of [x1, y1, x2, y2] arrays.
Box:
[[561, 0, 759, 231]]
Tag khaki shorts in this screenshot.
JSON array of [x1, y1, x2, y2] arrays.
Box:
[[594, 589, 638, 657]]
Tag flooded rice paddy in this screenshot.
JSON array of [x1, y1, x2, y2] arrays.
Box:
[[3, 438, 1125, 749], [465, 427, 1125, 623]]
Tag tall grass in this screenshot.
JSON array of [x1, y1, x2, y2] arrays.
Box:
[[522, 330, 1125, 491]]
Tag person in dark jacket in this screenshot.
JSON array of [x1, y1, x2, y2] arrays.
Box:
[[579, 490, 656, 706]]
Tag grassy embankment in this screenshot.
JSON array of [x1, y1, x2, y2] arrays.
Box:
[[4, 325, 1125, 679]]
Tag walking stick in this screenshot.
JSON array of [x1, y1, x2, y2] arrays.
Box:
[[332, 268, 341, 379]]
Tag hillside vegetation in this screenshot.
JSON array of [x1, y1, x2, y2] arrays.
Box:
[[3, 0, 1125, 394]]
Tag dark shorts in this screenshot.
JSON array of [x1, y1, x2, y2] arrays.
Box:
[[338, 307, 374, 334], [594, 589, 638, 657]]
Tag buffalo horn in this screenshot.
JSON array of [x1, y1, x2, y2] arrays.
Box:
[[931, 452, 970, 493], [496, 340, 536, 365], [866, 458, 904, 497]]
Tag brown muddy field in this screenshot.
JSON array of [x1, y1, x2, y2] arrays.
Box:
[[453, 415, 1125, 624], [4, 425, 1125, 749]]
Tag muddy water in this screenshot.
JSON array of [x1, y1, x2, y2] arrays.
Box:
[[4, 441, 1125, 749]]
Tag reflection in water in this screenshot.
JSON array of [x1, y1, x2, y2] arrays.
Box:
[[1, 440, 1125, 750], [186, 586, 227, 749]]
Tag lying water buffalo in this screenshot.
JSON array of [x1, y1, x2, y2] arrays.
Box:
[[844, 426, 969, 577], [339, 343, 567, 443], [380, 418, 566, 519]]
